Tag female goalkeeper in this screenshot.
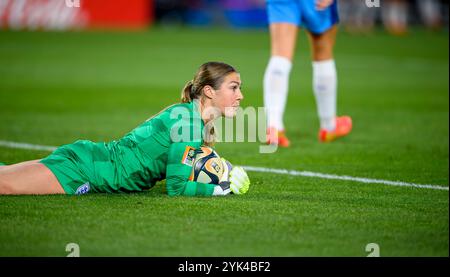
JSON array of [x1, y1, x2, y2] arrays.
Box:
[[0, 62, 250, 196]]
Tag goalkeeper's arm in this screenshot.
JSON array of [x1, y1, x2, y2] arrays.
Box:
[[165, 141, 250, 197], [165, 141, 216, 197]]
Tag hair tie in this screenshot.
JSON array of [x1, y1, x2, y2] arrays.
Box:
[[190, 80, 195, 94]]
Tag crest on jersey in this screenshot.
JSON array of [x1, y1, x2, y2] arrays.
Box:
[[75, 182, 90, 195]]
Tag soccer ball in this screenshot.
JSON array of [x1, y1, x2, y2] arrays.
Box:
[[190, 146, 231, 184]]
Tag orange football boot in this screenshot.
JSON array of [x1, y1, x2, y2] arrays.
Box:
[[267, 127, 290, 148], [319, 116, 352, 142]]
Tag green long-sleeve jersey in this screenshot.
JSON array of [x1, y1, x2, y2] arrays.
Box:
[[42, 101, 217, 196], [107, 101, 216, 196]]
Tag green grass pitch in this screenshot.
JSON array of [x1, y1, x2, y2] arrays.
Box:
[[0, 27, 448, 256]]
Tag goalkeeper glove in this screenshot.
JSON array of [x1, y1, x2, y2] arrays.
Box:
[[228, 166, 250, 195], [213, 158, 233, 196], [213, 159, 250, 196]]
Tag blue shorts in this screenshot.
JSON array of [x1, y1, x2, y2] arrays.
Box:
[[266, 0, 339, 34]]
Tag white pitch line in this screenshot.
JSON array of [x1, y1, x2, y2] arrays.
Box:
[[242, 166, 449, 191], [0, 140, 57, 152], [0, 140, 448, 191]]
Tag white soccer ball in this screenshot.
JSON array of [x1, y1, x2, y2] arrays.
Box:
[[190, 146, 231, 184]]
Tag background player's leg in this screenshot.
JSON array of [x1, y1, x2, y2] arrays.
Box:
[[264, 23, 298, 146], [269, 23, 298, 60], [0, 160, 65, 195], [308, 25, 338, 132], [308, 25, 352, 142]]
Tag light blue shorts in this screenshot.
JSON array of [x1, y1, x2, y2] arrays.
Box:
[[266, 0, 339, 34]]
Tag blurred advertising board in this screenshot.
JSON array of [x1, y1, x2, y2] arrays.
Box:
[[0, 0, 153, 30]]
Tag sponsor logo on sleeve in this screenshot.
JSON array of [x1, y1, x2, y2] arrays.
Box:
[[181, 146, 196, 167]]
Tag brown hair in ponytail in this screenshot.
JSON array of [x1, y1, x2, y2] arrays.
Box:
[[181, 80, 194, 103], [180, 62, 237, 103]]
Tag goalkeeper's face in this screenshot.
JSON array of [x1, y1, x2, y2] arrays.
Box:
[[212, 72, 243, 118]]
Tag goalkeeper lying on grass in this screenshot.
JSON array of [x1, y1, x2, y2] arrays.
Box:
[[0, 62, 250, 196]]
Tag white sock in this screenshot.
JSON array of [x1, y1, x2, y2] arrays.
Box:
[[313, 59, 337, 131], [263, 56, 292, 131]]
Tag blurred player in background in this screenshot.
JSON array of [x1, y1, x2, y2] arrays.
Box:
[[382, 0, 444, 35], [264, 0, 352, 147], [0, 62, 250, 196], [381, 0, 409, 35], [339, 0, 445, 34], [416, 0, 444, 30], [338, 0, 377, 33]]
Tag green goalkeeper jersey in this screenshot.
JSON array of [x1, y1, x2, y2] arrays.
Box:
[[41, 101, 216, 196]]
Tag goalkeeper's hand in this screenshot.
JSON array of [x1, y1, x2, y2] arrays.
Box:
[[228, 166, 250, 195]]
